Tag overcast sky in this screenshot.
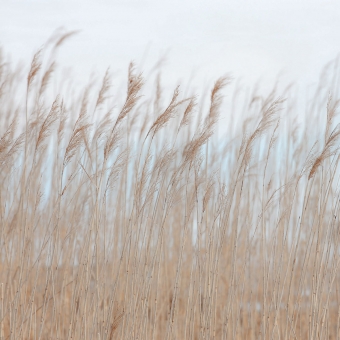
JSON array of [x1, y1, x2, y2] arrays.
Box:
[[1, 0, 340, 91]]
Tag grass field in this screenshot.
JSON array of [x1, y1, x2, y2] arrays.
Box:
[[1, 36, 340, 339]]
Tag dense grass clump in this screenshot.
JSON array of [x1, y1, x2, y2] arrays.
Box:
[[1, 36, 340, 339]]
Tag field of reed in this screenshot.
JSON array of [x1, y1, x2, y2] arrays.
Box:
[[1, 34, 340, 339]]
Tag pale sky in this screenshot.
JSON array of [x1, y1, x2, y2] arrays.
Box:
[[1, 0, 339, 90]]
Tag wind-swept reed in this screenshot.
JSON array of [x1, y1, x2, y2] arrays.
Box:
[[1, 37, 340, 340]]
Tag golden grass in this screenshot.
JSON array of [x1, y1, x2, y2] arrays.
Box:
[[1, 36, 340, 339]]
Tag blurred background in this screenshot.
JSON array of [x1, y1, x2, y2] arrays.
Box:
[[1, 0, 339, 91]]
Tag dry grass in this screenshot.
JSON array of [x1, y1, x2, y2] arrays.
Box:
[[1, 37, 340, 340]]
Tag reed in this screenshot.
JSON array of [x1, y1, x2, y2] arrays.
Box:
[[0, 36, 340, 339]]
